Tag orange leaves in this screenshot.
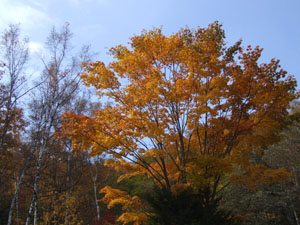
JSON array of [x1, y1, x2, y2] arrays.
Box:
[[100, 186, 147, 225], [40, 192, 83, 225], [81, 61, 121, 94], [100, 186, 133, 210], [62, 23, 298, 202], [104, 159, 146, 182], [117, 212, 148, 225], [187, 154, 234, 187], [231, 165, 290, 190], [60, 112, 97, 151]]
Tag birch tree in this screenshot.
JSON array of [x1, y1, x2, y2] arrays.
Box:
[[0, 24, 28, 151], [0, 24, 29, 225], [88, 156, 102, 222], [25, 23, 92, 225]]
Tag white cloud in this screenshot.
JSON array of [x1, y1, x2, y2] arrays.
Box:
[[28, 0, 49, 11], [28, 41, 44, 54], [0, 0, 53, 31], [66, 0, 107, 6]]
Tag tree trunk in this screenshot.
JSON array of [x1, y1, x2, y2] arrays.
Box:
[[33, 200, 37, 225], [25, 148, 44, 225], [89, 160, 100, 221], [294, 210, 300, 225], [64, 152, 72, 224], [16, 186, 19, 225], [7, 158, 29, 225], [93, 175, 101, 221]]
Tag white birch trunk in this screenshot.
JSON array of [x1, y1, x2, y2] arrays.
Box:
[[93, 175, 101, 221], [33, 200, 37, 225], [89, 160, 100, 221], [25, 148, 44, 225], [7, 159, 29, 225], [294, 210, 300, 225]]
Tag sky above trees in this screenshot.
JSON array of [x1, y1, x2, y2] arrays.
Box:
[[0, 0, 299, 83], [1, 1, 300, 224]]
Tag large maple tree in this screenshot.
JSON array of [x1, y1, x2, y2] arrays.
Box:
[[62, 22, 298, 224]]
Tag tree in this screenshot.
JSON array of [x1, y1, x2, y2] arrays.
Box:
[[0, 24, 28, 151], [25, 23, 92, 225], [0, 24, 29, 225], [146, 186, 233, 225], [221, 112, 300, 225], [266, 119, 300, 225], [0, 22, 107, 225], [88, 156, 102, 223], [62, 22, 298, 224]]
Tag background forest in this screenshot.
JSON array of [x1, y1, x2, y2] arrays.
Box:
[[0, 21, 299, 225]]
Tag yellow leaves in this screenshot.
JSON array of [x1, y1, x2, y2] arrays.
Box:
[[100, 186, 131, 209], [62, 24, 298, 211], [104, 159, 148, 184], [104, 158, 115, 167], [109, 198, 132, 210], [187, 154, 234, 188], [117, 212, 148, 225], [105, 159, 136, 172], [81, 61, 120, 91], [100, 186, 147, 225], [223, 129, 230, 136], [60, 112, 98, 152], [117, 171, 146, 183], [39, 192, 83, 225]]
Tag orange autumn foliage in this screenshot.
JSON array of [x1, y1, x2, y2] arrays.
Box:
[[100, 186, 148, 225], [61, 22, 298, 224]]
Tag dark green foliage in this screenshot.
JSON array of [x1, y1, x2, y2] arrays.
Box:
[[120, 175, 155, 198], [145, 186, 236, 225], [0, 198, 9, 225]]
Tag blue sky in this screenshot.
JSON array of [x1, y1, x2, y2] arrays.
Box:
[[1, 0, 300, 84]]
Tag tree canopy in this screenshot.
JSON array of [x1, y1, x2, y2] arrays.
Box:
[[61, 22, 298, 224]]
